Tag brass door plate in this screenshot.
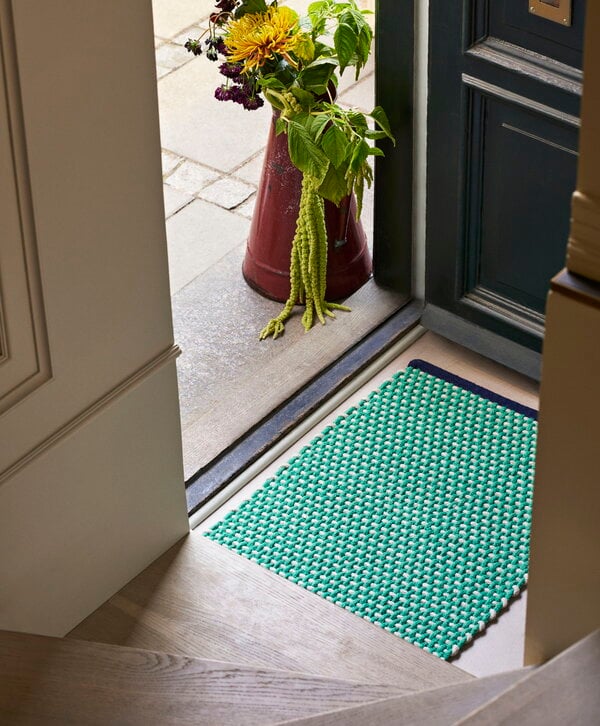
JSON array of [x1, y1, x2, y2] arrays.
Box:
[[529, 0, 572, 26]]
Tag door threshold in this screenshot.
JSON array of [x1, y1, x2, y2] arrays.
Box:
[[187, 301, 423, 523]]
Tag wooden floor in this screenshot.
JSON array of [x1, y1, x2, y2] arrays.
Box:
[[13, 333, 600, 723], [70, 332, 539, 687], [0, 630, 408, 725], [69, 536, 470, 691]]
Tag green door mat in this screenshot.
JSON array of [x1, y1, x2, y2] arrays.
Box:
[[206, 360, 537, 659]]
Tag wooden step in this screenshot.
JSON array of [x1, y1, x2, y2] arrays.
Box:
[[0, 630, 420, 725], [271, 669, 530, 725], [456, 629, 600, 724], [69, 535, 471, 690]]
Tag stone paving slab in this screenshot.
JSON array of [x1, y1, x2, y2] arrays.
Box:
[[152, 0, 213, 39], [166, 198, 250, 294], [155, 42, 195, 72], [172, 243, 405, 475], [161, 149, 182, 177], [172, 24, 209, 47], [235, 195, 257, 219], [158, 60, 272, 171], [166, 159, 220, 195], [172, 244, 285, 419], [163, 184, 193, 219], [338, 72, 375, 113], [199, 177, 255, 209], [232, 152, 265, 187]]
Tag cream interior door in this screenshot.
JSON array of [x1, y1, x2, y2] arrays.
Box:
[[0, 0, 189, 636]]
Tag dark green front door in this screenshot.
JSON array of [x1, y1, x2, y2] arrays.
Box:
[[425, 0, 585, 366]]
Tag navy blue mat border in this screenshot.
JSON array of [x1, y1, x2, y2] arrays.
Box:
[[408, 359, 538, 421]]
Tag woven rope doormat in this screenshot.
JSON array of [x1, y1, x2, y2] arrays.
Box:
[[206, 360, 538, 659]]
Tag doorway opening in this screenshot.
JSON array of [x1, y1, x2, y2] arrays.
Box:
[[152, 0, 413, 512]]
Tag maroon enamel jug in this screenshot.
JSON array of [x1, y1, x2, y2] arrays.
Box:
[[242, 110, 372, 302]]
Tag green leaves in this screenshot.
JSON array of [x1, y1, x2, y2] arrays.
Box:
[[318, 163, 350, 206], [275, 116, 287, 136], [333, 22, 357, 75], [303, 112, 330, 140], [349, 139, 370, 173], [369, 106, 395, 143], [290, 86, 316, 109], [322, 125, 348, 168], [259, 76, 287, 90], [280, 99, 395, 215], [287, 120, 329, 184], [333, 8, 372, 76], [298, 58, 337, 95]]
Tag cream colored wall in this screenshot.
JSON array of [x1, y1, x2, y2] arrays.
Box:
[[0, 0, 189, 635], [525, 2, 600, 663], [525, 285, 600, 663]]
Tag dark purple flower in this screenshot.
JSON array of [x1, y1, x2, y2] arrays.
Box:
[[205, 36, 229, 61], [214, 85, 233, 102], [184, 39, 203, 56], [229, 85, 246, 103], [215, 0, 236, 11], [219, 62, 243, 79], [243, 95, 264, 111]]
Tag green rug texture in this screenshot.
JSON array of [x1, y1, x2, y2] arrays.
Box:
[[206, 359, 538, 659]]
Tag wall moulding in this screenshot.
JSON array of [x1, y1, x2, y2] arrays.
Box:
[[0, 0, 52, 414], [567, 191, 600, 284]]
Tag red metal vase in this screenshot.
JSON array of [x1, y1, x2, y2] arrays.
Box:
[[242, 110, 372, 302]]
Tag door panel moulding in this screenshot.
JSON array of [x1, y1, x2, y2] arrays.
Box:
[[0, 0, 52, 413], [422, 304, 541, 380], [460, 85, 577, 340], [500, 122, 578, 156], [466, 38, 582, 95], [463, 288, 545, 339], [0, 344, 181, 487], [462, 74, 581, 127], [466, 0, 585, 68]]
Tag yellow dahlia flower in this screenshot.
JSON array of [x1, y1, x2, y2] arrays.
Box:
[[225, 6, 310, 71]]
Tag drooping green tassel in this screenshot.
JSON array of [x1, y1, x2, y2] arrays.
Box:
[[259, 174, 351, 341]]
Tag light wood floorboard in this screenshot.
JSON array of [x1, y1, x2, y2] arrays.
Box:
[[456, 630, 600, 724], [273, 669, 530, 725], [69, 536, 470, 690], [0, 630, 413, 725]]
